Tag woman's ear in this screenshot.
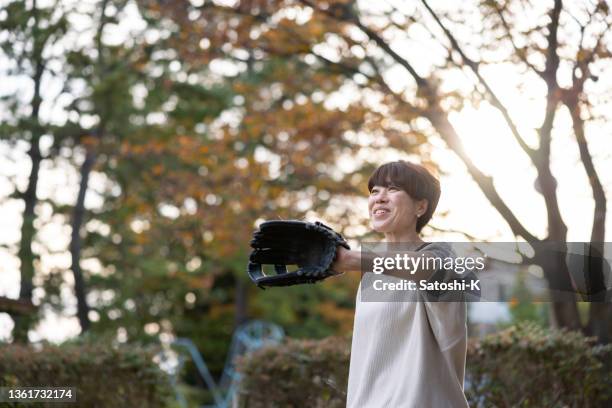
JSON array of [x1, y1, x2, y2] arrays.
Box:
[[417, 199, 428, 217]]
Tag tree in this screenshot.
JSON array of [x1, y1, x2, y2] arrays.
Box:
[[2, 0, 371, 358], [65, 0, 133, 333], [147, 0, 612, 341], [0, 0, 68, 342], [0, 297, 36, 315]]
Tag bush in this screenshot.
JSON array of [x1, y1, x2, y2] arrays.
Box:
[[236, 323, 612, 407], [235, 336, 350, 408], [467, 322, 612, 408], [0, 339, 173, 407]]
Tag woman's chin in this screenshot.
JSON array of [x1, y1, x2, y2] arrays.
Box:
[[371, 221, 393, 233]]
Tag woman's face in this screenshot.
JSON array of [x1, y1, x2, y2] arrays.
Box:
[[368, 184, 426, 234]]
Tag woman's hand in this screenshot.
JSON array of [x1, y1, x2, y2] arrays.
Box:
[[331, 246, 358, 275]]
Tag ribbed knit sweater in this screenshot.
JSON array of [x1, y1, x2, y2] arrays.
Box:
[[347, 242, 469, 408]]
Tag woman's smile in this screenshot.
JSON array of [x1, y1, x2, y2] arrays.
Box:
[[367, 184, 427, 240], [372, 206, 391, 217]]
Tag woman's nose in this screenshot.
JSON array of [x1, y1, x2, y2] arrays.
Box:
[[375, 191, 388, 203]]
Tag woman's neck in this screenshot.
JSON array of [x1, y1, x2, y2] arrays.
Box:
[[384, 229, 422, 243]]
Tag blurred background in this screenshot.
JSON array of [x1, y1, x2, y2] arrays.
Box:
[[1, 0, 611, 406]]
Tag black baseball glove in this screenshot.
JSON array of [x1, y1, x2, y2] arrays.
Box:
[[247, 220, 350, 288]]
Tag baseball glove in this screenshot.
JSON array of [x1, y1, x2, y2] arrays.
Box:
[[247, 220, 350, 288]]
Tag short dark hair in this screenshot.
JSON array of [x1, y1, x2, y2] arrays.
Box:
[[367, 161, 440, 233]]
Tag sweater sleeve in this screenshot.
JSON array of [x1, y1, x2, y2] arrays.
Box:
[[419, 243, 469, 351], [420, 242, 480, 302]]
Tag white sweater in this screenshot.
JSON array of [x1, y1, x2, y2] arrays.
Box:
[[347, 242, 470, 408]]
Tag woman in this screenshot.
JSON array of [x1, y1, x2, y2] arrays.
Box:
[[333, 161, 469, 408]]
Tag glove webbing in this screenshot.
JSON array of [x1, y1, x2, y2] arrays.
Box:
[[247, 220, 349, 289]]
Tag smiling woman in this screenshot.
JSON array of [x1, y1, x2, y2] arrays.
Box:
[[368, 161, 440, 240], [332, 160, 469, 408]]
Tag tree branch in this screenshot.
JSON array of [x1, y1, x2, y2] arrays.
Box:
[[573, 19, 611, 89], [298, 0, 427, 87], [561, 10, 608, 244], [490, 1, 546, 77], [566, 100, 606, 238], [420, 0, 537, 163], [299, 0, 539, 242], [424, 108, 540, 242], [427, 224, 492, 242], [536, 0, 566, 240]]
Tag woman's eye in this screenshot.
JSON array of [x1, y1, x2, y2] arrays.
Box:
[[388, 186, 398, 191]]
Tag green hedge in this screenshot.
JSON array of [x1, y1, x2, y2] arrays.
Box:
[[467, 322, 612, 407], [0, 339, 173, 407], [236, 336, 349, 408], [236, 323, 612, 407]]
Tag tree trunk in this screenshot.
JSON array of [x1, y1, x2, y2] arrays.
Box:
[[13, 12, 45, 341], [425, 105, 584, 332], [565, 94, 611, 343], [234, 278, 248, 328], [534, 243, 582, 331], [69, 146, 97, 333], [68, 0, 111, 334], [584, 242, 611, 343], [13, 132, 42, 343]]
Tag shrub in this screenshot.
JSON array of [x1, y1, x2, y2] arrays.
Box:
[[0, 339, 173, 407], [466, 322, 612, 407], [236, 323, 612, 407], [235, 336, 350, 408]]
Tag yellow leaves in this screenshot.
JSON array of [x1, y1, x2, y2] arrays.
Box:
[[120, 141, 130, 155], [128, 245, 143, 256], [303, 19, 327, 39], [576, 49, 590, 63], [150, 141, 166, 155], [152, 164, 164, 176], [256, 16, 332, 55], [233, 82, 250, 94], [119, 139, 167, 156], [509, 297, 519, 308], [177, 135, 193, 147], [134, 233, 149, 245], [81, 134, 99, 147], [209, 303, 234, 319], [317, 301, 354, 333], [183, 274, 213, 291], [137, 203, 150, 214], [132, 60, 148, 72]]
